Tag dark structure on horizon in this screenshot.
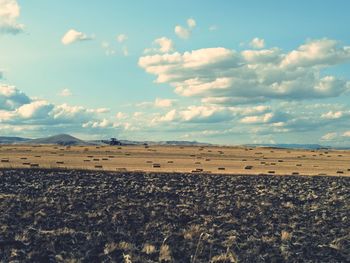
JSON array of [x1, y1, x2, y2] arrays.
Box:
[[102, 138, 122, 146]]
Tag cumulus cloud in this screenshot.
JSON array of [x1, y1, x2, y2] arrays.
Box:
[[0, 84, 31, 110], [0, 84, 113, 136], [280, 39, 350, 68], [174, 18, 196, 39], [321, 111, 345, 119], [144, 37, 175, 54], [136, 98, 176, 108], [187, 18, 196, 28], [0, 0, 24, 34], [139, 39, 350, 104], [320, 131, 350, 144], [151, 104, 278, 125], [249, 37, 265, 49], [115, 112, 127, 119], [117, 34, 128, 43], [154, 37, 174, 53], [101, 41, 116, 56], [61, 29, 94, 45], [154, 98, 175, 108], [17, 100, 53, 119], [59, 88, 72, 97]]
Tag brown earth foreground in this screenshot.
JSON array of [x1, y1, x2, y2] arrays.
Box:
[[1, 144, 350, 176], [0, 169, 349, 262]]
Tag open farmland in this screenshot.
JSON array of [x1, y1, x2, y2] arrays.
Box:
[[0, 169, 349, 262], [1, 144, 350, 176]]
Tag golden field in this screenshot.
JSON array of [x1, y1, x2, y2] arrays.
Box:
[[0, 144, 349, 176]]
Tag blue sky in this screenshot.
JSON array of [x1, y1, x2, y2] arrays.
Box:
[[1, 0, 350, 145]]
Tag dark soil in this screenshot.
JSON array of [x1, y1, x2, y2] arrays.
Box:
[[0, 169, 349, 262]]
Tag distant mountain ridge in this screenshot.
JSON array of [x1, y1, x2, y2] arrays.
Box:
[[0, 134, 349, 149], [0, 136, 30, 144], [27, 134, 87, 146], [245, 143, 331, 150]]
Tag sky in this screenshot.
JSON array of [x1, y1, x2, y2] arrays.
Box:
[[1, 0, 350, 145]]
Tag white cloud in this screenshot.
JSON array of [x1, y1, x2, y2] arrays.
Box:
[[117, 34, 128, 43], [139, 39, 350, 104], [281, 39, 350, 68], [154, 98, 175, 108], [115, 112, 127, 119], [187, 18, 196, 28], [83, 118, 111, 128], [343, 131, 350, 137], [144, 37, 175, 54], [321, 111, 344, 119], [122, 46, 129, 56], [136, 98, 176, 108], [17, 100, 53, 119], [59, 88, 72, 97], [0, 0, 24, 34], [101, 41, 116, 56], [0, 84, 30, 110], [175, 26, 190, 39], [154, 37, 174, 53], [240, 113, 274, 124], [61, 29, 93, 45], [174, 18, 196, 39], [321, 132, 337, 141], [249, 37, 265, 49]]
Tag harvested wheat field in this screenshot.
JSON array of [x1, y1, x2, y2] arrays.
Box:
[[0, 169, 349, 262], [1, 144, 350, 176]]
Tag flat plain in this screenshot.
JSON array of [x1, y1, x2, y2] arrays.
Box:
[[0, 144, 350, 176]]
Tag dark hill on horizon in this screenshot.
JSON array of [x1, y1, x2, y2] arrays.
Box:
[[0, 134, 348, 149], [0, 136, 30, 144], [27, 134, 87, 146]]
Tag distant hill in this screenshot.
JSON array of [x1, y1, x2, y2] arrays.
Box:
[[245, 143, 331, 150], [88, 139, 211, 146], [0, 136, 30, 144], [27, 134, 87, 146]]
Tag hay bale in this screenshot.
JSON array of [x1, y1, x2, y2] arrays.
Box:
[[218, 167, 225, 171], [244, 165, 253, 170], [153, 164, 161, 168]]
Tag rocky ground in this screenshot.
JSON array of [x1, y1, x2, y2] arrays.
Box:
[[0, 169, 349, 262]]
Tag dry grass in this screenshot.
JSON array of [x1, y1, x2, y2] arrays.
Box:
[[159, 244, 172, 262], [281, 230, 292, 242], [0, 144, 350, 176]]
